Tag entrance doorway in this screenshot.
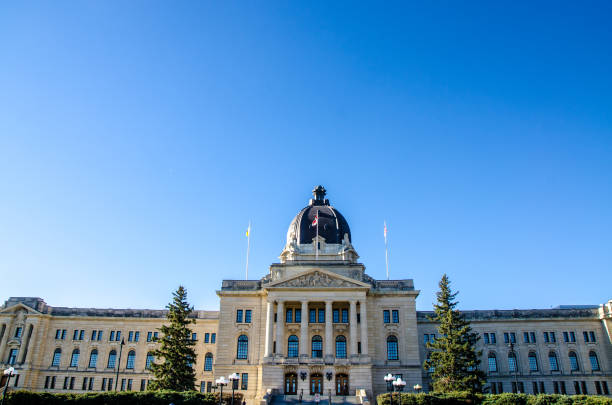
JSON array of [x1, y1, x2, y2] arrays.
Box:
[[285, 373, 297, 395], [310, 373, 323, 395], [336, 374, 349, 395]]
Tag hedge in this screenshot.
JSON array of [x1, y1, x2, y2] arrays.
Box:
[[377, 392, 612, 405], [5, 390, 244, 405]]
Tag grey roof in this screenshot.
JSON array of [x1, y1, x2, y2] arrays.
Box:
[[417, 307, 599, 322]]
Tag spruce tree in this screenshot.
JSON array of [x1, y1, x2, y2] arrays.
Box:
[[148, 286, 197, 391], [423, 274, 486, 393]]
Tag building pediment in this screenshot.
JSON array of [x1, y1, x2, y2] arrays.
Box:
[[0, 302, 42, 316], [265, 268, 370, 289]]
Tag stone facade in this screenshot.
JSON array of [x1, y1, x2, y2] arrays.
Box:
[[1, 187, 611, 400]]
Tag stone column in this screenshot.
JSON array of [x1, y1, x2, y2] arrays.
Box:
[[276, 300, 285, 356], [360, 299, 368, 355], [18, 322, 34, 364], [325, 300, 333, 360], [349, 300, 358, 357], [0, 323, 10, 364], [264, 300, 274, 357], [300, 301, 309, 357]]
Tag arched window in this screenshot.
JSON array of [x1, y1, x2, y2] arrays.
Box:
[[204, 352, 213, 371], [237, 335, 248, 359], [88, 349, 98, 368], [107, 350, 117, 369], [52, 348, 61, 367], [386, 335, 398, 360], [528, 352, 538, 371], [569, 351, 579, 371], [589, 351, 600, 371], [508, 352, 517, 372], [287, 335, 299, 358], [336, 335, 347, 358], [488, 353, 498, 372], [70, 349, 80, 367], [146, 352, 155, 370], [126, 350, 136, 369], [548, 352, 559, 371], [312, 335, 323, 358]]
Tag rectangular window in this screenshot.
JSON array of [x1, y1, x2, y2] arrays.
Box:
[[563, 331, 569, 342], [595, 381, 602, 395], [602, 381, 609, 395], [383, 310, 390, 323], [488, 356, 497, 372], [140, 379, 146, 391], [581, 381, 587, 395], [424, 334, 429, 344], [8, 349, 18, 365], [544, 332, 549, 343], [153, 332, 159, 340], [530, 332, 536, 343], [211, 333, 216, 343], [134, 331, 139, 342], [430, 334, 436, 342], [532, 382, 538, 394], [192, 333, 197, 341], [128, 331, 134, 342], [147, 332, 152, 342], [560, 381, 566, 395], [504, 333, 509, 344], [241, 373, 248, 390], [333, 309, 339, 323], [70, 377, 75, 390], [357, 313, 361, 323], [14, 327, 22, 338], [55, 329, 61, 339], [342, 309, 349, 323], [570, 332, 576, 342], [358, 341, 362, 354], [539, 381, 545, 394], [491, 333, 496, 343], [108, 378, 113, 391], [207, 381, 212, 393], [497, 382, 503, 393], [553, 381, 559, 394], [204, 333, 210, 343], [63, 377, 69, 390], [121, 379, 126, 391], [524, 332, 529, 343], [73, 330, 79, 340], [287, 309, 294, 323], [550, 332, 556, 342], [310, 309, 316, 323], [483, 333, 490, 344], [50, 376, 56, 389], [295, 308, 301, 323], [45, 376, 50, 389], [102, 378, 107, 391], [127, 379, 133, 391], [61, 329, 66, 339], [236, 310, 243, 323], [510, 333, 516, 343], [200, 381, 206, 393], [91, 330, 97, 341], [110, 331, 115, 341], [583, 331, 589, 342], [392, 310, 399, 323], [89, 377, 94, 390], [245, 310, 252, 323], [318, 309, 325, 323], [589, 331, 596, 342], [574, 381, 580, 395]]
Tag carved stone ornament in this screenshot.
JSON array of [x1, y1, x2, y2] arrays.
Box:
[[275, 271, 359, 288]]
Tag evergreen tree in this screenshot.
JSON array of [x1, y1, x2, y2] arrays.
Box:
[[423, 274, 486, 393], [148, 286, 197, 391]]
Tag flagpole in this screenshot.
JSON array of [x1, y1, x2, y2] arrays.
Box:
[[384, 221, 389, 280], [246, 221, 251, 280], [315, 210, 319, 261]]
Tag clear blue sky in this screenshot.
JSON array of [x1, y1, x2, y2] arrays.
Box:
[[1, 2, 611, 311]]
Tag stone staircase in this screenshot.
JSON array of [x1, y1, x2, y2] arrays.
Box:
[[270, 394, 362, 405]]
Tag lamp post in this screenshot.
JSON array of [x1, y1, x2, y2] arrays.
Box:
[[384, 374, 395, 405], [413, 384, 421, 394], [392, 378, 405, 405], [216, 376, 229, 405], [1, 367, 16, 405], [114, 338, 125, 391], [229, 373, 240, 405], [508, 342, 520, 393]]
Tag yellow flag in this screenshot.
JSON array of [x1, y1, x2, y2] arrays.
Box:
[[246, 224, 250, 237]]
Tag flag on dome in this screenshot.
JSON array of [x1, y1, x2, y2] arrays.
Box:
[[312, 214, 318, 227]]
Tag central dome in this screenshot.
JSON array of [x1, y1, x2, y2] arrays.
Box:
[[286, 185, 352, 245]]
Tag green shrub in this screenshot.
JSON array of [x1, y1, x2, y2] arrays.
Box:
[[377, 392, 612, 405], [5, 390, 243, 405]]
